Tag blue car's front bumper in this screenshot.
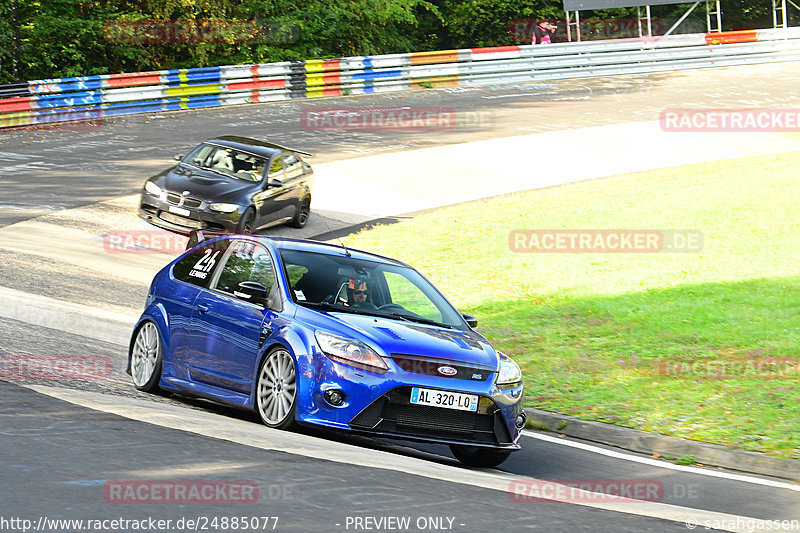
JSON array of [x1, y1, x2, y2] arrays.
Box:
[[292, 348, 524, 449]]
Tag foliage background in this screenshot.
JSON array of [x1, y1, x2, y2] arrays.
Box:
[[0, 0, 792, 83]]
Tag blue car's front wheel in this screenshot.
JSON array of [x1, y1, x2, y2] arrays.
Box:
[[256, 347, 298, 430]]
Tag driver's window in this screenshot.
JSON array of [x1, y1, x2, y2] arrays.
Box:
[[383, 272, 442, 322], [283, 154, 303, 179], [214, 240, 275, 297], [268, 157, 284, 181]]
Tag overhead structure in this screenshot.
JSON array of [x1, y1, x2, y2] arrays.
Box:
[[773, 0, 799, 28], [562, 0, 725, 41]]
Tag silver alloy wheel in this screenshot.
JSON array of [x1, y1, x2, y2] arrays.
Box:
[[131, 322, 159, 387], [257, 349, 297, 426]]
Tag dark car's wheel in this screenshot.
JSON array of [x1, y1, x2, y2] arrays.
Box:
[[237, 207, 256, 234], [130, 322, 163, 393], [450, 444, 512, 468], [256, 347, 298, 430], [288, 197, 310, 228]]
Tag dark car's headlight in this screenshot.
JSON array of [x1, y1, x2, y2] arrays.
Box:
[[314, 331, 388, 374], [209, 203, 239, 213], [496, 352, 522, 386], [144, 181, 163, 197]]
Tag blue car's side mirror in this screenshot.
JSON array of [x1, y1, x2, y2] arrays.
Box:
[[461, 313, 478, 328]]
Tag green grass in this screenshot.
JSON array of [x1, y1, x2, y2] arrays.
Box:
[[344, 151, 800, 460]]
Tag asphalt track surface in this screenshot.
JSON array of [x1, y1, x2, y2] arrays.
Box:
[[1, 62, 800, 532]]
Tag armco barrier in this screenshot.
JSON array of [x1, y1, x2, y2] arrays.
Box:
[[2, 27, 799, 129]]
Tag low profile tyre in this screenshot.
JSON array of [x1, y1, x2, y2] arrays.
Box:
[[450, 444, 512, 468], [288, 197, 311, 228], [256, 347, 298, 430], [130, 322, 163, 393], [237, 207, 256, 234]]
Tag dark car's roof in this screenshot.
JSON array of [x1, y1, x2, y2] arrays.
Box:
[[204, 136, 299, 160]]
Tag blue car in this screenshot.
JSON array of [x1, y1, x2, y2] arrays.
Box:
[[128, 232, 525, 467]]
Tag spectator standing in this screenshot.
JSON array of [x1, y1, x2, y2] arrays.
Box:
[[533, 20, 557, 44]]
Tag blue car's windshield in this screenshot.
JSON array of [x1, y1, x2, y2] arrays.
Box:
[[279, 249, 465, 329]]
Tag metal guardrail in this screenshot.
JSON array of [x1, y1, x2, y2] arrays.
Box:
[[1, 27, 799, 129]]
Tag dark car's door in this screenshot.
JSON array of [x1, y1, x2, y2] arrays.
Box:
[[166, 239, 230, 382], [186, 239, 280, 395], [252, 156, 289, 227], [281, 152, 309, 206]]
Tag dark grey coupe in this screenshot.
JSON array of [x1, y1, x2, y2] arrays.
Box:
[[139, 136, 314, 234]]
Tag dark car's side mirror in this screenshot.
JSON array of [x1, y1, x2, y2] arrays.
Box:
[[234, 281, 268, 307], [461, 313, 478, 328], [173, 154, 183, 162]]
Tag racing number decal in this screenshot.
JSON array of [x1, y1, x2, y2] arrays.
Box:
[[188, 250, 220, 280]]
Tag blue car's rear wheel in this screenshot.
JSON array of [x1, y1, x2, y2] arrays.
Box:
[[131, 322, 163, 393], [256, 347, 298, 429], [450, 444, 512, 468]]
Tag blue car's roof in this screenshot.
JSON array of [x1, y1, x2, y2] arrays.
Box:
[[268, 237, 408, 265], [196, 233, 411, 268]]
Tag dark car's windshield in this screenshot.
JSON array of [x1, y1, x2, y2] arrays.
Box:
[[184, 144, 267, 182], [280, 249, 465, 329]]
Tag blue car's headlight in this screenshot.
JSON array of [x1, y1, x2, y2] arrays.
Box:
[[314, 331, 388, 374], [496, 353, 522, 386]]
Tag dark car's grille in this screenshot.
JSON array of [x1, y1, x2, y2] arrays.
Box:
[[158, 211, 204, 229], [349, 386, 512, 445], [165, 193, 203, 208], [391, 354, 493, 382]]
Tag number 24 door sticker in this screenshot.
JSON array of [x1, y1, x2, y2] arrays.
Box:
[[189, 250, 220, 280]]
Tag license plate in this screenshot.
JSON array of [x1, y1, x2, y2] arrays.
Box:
[[168, 205, 191, 217], [159, 212, 203, 229], [410, 387, 478, 412]]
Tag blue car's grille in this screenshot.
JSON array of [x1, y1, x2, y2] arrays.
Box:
[[349, 386, 512, 446], [390, 354, 493, 382]]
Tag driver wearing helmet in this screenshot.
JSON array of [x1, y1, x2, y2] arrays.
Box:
[[346, 278, 374, 309]]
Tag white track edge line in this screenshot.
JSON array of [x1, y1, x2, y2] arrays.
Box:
[[523, 431, 800, 492], [19, 384, 788, 533]]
